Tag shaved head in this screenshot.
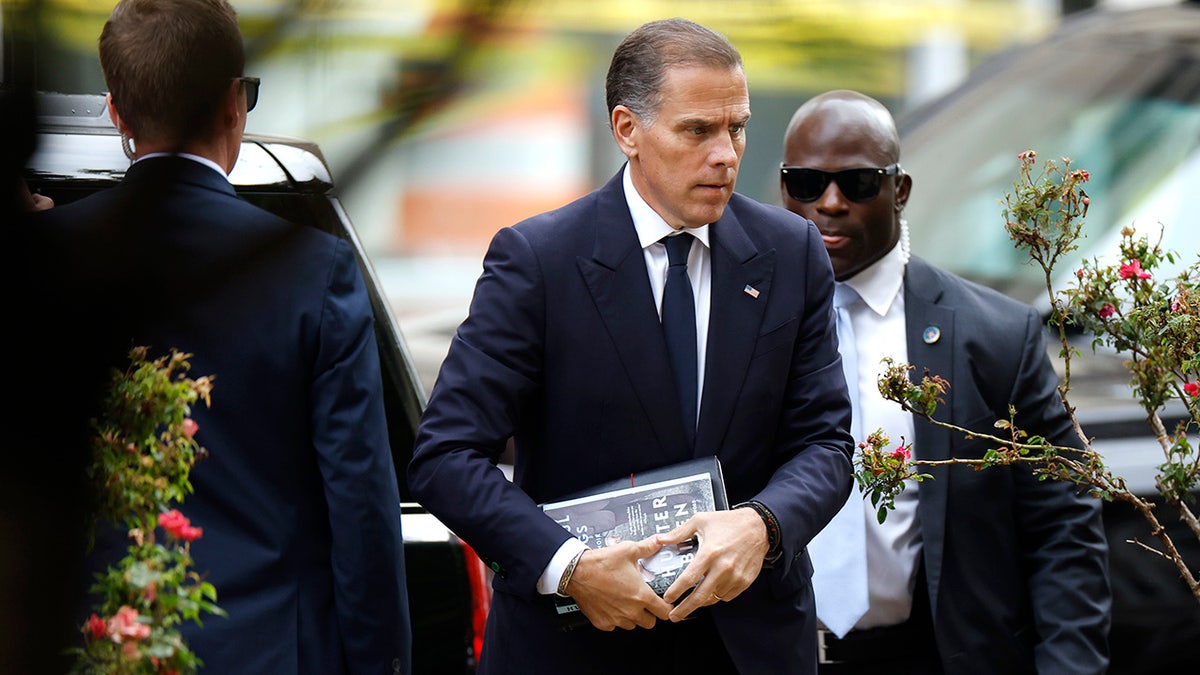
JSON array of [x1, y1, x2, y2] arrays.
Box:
[[784, 90, 901, 165], [780, 90, 911, 281]]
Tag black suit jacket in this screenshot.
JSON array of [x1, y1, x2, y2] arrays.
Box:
[[904, 256, 1110, 674], [29, 156, 411, 674], [409, 169, 855, 674]]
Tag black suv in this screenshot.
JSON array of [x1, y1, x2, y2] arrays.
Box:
[[22, 92, 490, 673]]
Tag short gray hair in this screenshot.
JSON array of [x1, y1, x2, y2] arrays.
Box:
[[605, 18, 742, 125]]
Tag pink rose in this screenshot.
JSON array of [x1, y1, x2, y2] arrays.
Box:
[[85, 613, 107, 640], [181, 418, 199, 439], [1172, 299, 1182, 313], [1098, 304, 1115, 319], [122, 641, 141, 659], [1185, 382, 1200, 398], [107, 606, 150, 643], [1017, 150, 1037, 161], [1118, 259, 1151, 280], [890, 445, 911, 461]]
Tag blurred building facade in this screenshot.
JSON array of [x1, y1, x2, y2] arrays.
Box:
[[8, 0, 1170, 387], [8, 0, 1077, 254]]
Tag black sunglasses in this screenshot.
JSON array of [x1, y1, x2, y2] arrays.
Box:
[[780, 163, 902, 203], [233, 76, 260, 112]]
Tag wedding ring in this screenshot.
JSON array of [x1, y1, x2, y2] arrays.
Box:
[[712, 593, 723, 602]]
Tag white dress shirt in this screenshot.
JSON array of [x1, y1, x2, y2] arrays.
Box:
[[136, 152, 229, 180], [840, 240, 923, 629], [537, 164, 714, 595]]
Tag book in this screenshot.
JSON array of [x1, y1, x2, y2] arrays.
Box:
[[540, 456, 728, 627]]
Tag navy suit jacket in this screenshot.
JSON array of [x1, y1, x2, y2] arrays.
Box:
[[409, 169, 854, 674], [32, 156, 410, 674], [903, 256, 1110, 674]]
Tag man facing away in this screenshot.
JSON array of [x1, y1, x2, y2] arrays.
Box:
[[409, 17, 854, 675], [27, 0, 411, 672], [780, 89, 1110, 674]]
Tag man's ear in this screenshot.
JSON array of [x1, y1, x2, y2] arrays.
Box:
[[220, 78, 243, 132], [894, 172, 913, 213], [611, 105, 639, 159], [106, 93, 132, 137]]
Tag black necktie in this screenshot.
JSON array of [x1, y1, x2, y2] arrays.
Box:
[[661, 233, 697, 447]]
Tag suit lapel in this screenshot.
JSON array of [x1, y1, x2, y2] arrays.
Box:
[[695, 208, 773, 459], [577, 174, 688, 464], [904, 256, 955, 614]]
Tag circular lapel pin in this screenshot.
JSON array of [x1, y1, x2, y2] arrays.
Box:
[[923, 326, 941, 344]]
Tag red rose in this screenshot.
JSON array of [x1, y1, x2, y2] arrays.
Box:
[[1185, 382, 1200, 398], [178, 525, 204, 542], [85, 613, 107, 639], [158, 509, 190, 539], [1098, 304, 1115, 319], [890, 445, 911, 461]]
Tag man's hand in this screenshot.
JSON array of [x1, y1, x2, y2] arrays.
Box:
[[565, 536, 674, 631], [658, 508, 768, 621]]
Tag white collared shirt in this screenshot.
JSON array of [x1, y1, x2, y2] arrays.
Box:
[[536, 164, 716, 595], [624, 163, 712, 419], [839, 241, 923, 629], [135, 152, 230, 181]]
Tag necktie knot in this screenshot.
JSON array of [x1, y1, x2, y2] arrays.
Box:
[[663, 233, 693, 267]]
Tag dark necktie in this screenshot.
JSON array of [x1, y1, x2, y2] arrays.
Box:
[[661, 233, 697, 447]]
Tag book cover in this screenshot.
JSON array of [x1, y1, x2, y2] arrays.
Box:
[[540, 456, 727, 627]]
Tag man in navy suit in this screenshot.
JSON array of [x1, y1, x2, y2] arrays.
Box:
[[409, 18, 854, 674], [28, 0, 410, 672], [780, 90, 1110, 674]]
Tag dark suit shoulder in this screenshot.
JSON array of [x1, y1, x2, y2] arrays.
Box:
[[36, 165, 338, 253]]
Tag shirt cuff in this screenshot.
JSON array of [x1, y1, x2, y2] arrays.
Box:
[[536, 537, 590, 595]]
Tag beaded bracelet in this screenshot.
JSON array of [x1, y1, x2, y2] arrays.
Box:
[[556, 548, 586, 598], [734, 500, 781, 559]]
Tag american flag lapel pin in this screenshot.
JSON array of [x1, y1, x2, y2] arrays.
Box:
[[743, 284, 760, 299]]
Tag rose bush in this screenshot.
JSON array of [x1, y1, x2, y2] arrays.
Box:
[[856, 151, 1200, 602], [70, 347, 224, 674]]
